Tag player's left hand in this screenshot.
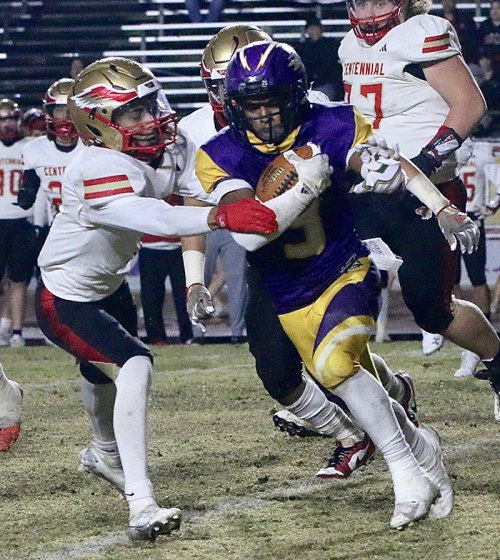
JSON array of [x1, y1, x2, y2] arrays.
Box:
[[186, 283, 215, 333], [351, 136, 404, 195], [436, 204, 480, 254]]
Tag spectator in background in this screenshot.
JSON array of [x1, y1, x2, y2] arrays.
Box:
[[475, 55, 500, 137], [296, 15, 343, 100], [69, 57, 87, 79], [185, 0, 225, 23], [439, 0, 480, 64], [139, 193, 195, 346], [478, 0, 500, 72]]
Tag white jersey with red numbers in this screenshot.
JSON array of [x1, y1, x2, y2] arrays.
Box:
[[458, 140, 500, 212], [339, 14, 461, 183], [38, 145, 212, 302], [22, 136, 86, 225], [0, 137, 33, 219]]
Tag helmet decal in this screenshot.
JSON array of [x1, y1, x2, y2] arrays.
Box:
[[71, 84, 138, 110]]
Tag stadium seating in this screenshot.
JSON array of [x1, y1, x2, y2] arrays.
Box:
[[0, 0, 491, 115]]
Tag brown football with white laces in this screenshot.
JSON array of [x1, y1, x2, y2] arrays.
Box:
[[255, 145, 313, 202]]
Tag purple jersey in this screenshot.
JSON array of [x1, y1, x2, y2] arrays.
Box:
[[197, 103, 372, 313]]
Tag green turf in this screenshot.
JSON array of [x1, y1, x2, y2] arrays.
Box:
[[1, 342, 499, 560]]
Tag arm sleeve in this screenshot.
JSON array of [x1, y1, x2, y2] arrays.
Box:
[[230, 183, 319, 251], [17, 168, 41, 210], [84, 194, 213, 237]]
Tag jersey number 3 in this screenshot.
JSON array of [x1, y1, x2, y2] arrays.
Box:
[[344, 83, 383, 129]]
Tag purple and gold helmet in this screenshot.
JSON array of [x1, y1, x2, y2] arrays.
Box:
[[224, 41, 309, 145]]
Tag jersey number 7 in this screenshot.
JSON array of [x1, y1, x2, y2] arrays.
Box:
[[344, 83, 384, 129]]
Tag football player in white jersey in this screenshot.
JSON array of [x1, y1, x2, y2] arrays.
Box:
[[34, 57, 278, 542], [18, 78, 85, 255], [454, 141, 500, 377], [0, 98, 36, 348], [339, 0, 500, 408]]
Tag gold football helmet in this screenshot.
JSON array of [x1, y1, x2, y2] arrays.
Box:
[[44, 78, 78, 139], [68, 57, 177, 161], [201, 25, 272, 122], [0, 98, 22, 142]]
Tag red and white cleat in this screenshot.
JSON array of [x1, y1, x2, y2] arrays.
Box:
[[316, 434, 376, 479]]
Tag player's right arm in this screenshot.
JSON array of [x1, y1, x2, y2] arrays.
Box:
[[79, 152, 277, 237], [181, 195, 215, 330]]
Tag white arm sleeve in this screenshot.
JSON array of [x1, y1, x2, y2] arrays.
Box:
[[230, 183, 317, 251], [85, 195, 213, 237]]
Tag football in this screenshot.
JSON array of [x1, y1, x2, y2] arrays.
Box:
[[255, 145, 313, 202]]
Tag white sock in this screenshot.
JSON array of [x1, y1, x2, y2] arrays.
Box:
[[334, 368, 425, 500], [81, 378, 117, 444], [113, 356, 156, 517], [287, 376, 363, 443], [0, 318, 12, 333], [371, 354, 405, 404], [391, 401, 432, 470]]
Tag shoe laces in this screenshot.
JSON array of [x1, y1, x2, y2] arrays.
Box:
[[327, 441, 358, 466]]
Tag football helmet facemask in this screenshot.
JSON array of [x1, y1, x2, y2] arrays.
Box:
[[347, 0, 405, 45], [0, 98, 22, 142], [224, 41, 309, 146], [201, 25, 272, 125], [44, 78, 79, 140], [68, 57, 177, 162]]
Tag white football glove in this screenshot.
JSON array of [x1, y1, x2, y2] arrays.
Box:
[[363, 237, 403, 272], [186, 284, 215, 333], [283, 142, 332, 197], [436, 204, 480, 254], [350, 136, 404, 195]]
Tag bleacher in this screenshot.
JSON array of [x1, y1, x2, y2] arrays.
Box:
[[0, 0, 491, 115]]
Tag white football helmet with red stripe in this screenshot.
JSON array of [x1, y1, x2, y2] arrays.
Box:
[[68, 57, 177, 162]]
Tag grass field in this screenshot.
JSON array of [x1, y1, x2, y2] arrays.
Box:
[[1, 341, 499, 560]]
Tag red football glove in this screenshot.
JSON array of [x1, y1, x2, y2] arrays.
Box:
[[215, 198, 278, 234]]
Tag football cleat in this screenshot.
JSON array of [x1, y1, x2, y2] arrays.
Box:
[[316, 435, 376, 479], [9, 334, 26, 348], [390, 476, 439, 530], [272, 409, 332, 438], [79, 445, 125, 492], [421, 330, 444, 356], [128, 505, 182, 542], [0, 379, 23, 452], [418, 427, 454, 519], [454, 350, 480, 378], [395, 371, 418, 426], [0, 331, 11, 347]]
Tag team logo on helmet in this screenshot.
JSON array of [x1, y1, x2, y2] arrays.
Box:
[[71, 84, 139, 110]]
